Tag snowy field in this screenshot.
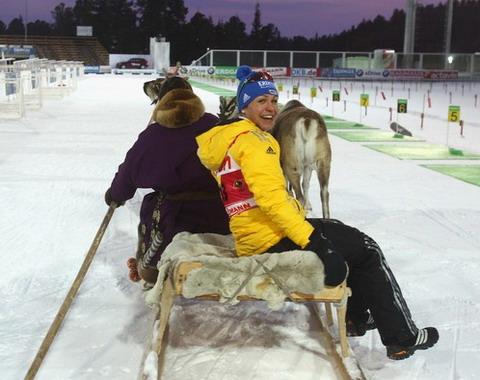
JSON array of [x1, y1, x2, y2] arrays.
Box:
[[1, 73, 479, 380]]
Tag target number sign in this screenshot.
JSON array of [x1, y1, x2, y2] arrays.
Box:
[[397, 99, 408, 113], [360, 94, 369, 107], [448, 105, 460, 122], [332, 90, 340, 102]]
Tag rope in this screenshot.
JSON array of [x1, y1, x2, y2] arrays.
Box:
[[259, 262, 298, 303], [225, 254, 271, 303]]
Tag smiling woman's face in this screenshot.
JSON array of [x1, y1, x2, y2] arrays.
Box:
[[242, 94, 279, 131]]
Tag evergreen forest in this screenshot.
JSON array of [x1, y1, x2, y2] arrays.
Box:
[[1, 0, 479, 64]]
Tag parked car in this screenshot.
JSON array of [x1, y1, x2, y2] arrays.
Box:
[[116, 58, 148, 69]]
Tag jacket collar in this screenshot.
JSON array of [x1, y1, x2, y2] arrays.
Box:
[[151, 89, 205, 128]]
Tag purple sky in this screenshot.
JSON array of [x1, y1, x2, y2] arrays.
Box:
[[1, 0, 446, 38]]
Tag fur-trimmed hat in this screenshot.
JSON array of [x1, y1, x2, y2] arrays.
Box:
[[236, 65, 278, 111]]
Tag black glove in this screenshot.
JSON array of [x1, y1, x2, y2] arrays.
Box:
[[104, 188, 125, 208], [305, 228, 348, 287]]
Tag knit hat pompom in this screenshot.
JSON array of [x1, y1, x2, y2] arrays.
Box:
[[236, 65, 253, 81], [235, 66, 278, 112]]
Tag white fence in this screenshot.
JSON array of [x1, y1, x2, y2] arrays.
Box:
[[0, 73, 25, 119], [0, 59, 84, 119]]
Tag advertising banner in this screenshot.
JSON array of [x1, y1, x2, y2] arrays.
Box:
[[181, 66, 459, 81], [263, 67, 289, 77], [182, 66, 217, 76], [290, 67, 318, 77], [389, 70, 425, 80], [424, 70, 458, 80], [0, 45, 36, 58], [84, 66, 101, 74], [183, 66, 291, 78], [321, 68, 356, 78], [214, 66, 238, 77], [355, 69, 390, 79]]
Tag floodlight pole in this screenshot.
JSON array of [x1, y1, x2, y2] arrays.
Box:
[[403, 0, 417, 69], [445, 0, 453, 54], [403, 0, 416, 55], [24, 0, 28, 44], [444, 0, 454, 68]]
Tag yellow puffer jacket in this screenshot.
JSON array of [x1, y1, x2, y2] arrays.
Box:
[[196, 118, 314, 256]]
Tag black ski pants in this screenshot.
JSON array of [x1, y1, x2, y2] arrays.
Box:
[[266, 218, 418, 346]]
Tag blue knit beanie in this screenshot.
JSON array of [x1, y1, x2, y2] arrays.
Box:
[[236, 65, 278, 112]]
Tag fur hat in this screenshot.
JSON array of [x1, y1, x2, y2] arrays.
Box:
[[236, 65, 278, 112]]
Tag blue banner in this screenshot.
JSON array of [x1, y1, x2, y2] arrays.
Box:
[[321, 68, 356, 78], [0, 45, 36, 58]]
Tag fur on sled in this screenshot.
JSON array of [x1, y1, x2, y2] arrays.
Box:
[[144, 232, 325, 310]]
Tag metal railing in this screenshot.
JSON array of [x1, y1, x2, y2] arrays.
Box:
[[193, 49, 480, 78]]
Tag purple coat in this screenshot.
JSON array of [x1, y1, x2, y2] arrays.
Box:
[[109, 89, 230, 264]]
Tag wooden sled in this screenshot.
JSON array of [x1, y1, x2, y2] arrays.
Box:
[[147, 259, 367, 380]]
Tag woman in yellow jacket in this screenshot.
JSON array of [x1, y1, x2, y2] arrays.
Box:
[[196, 65, 438, 360]]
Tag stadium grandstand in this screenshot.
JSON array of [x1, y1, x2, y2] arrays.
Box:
[[0, 35, 108, 66]]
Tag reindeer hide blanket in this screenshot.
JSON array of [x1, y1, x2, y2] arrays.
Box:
[[144, 232, 325, 310]]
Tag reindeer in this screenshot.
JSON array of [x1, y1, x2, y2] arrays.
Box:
[[272, 100, 331, 218], [143, 78, 166, 105], [218, 96, 239, 120]]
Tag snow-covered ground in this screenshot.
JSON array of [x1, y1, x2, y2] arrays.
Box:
[[1, 73, 479, 380]]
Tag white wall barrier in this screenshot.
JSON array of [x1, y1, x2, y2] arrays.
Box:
[[0, 72, 25, 119], [20, 69, 43, 110], [0, 59, 83, 119], [41, 62, 78, 99]]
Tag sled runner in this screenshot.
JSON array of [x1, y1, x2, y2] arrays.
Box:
[[140, 232, 365, 380]]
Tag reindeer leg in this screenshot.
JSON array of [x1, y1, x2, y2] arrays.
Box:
[[316, 161, 330, 219], [285, 170, 305, 208], [302, 167, 313, 211]]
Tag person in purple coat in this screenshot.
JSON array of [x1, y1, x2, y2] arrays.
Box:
[[105, 76, 230, 284]]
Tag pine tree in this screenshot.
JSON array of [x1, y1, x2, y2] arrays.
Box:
[[182, 12, 216, 63], [51, 3, 76, 36], [6, 17, 25, 35], [249, 2, 262, 49]]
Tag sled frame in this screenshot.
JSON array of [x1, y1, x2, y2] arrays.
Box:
[[152, 261, 358, 380]]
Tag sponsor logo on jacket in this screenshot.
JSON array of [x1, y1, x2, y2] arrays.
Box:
[[216, 152, 258, 217]]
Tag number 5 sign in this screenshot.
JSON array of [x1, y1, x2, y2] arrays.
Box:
[[448, 105, 460, 122]]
